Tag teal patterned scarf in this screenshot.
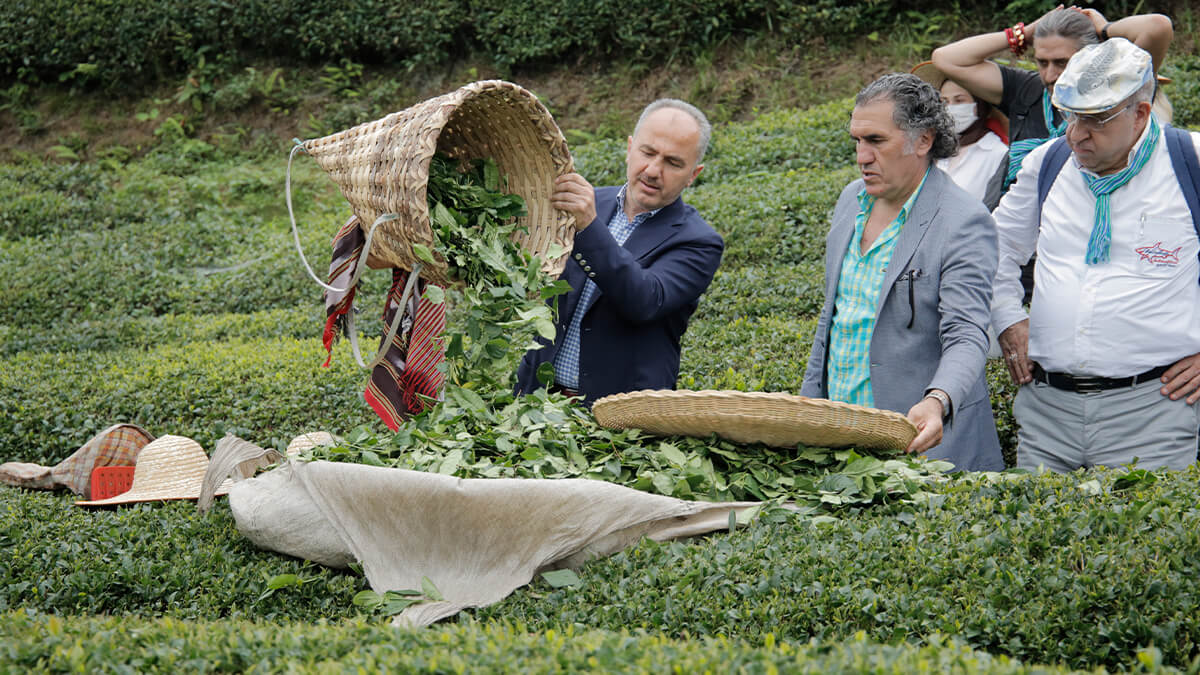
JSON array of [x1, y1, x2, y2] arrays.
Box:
[[1004, 90, 1069, 189], [1081, 114, 1160, 265]]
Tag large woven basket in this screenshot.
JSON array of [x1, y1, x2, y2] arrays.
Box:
[[592, 390, 918, 451], [303, 80, 576, 287]]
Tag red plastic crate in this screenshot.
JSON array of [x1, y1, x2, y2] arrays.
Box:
[[90, 465, 135, 500]]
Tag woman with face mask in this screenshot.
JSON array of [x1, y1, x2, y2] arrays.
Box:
[[912, 61, 1010, 204]]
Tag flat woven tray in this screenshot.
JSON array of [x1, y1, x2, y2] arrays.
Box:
[[592, 390, 918, 450], [304, 79, 576, 287]]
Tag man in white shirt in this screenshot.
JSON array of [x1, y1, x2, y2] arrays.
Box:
[[992, 38, 1200, 472]]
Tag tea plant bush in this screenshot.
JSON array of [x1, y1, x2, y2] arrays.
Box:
[[12, 0, 1193, 95], [0, 157, 374, 328], [0, 337, 376, 464], [0, 1, 896, 91], [1165, 55, 1200, 130], [0, 495, 361, 620], [0, 610, 1117, 674], [0, 308, 319, 356], [476, 467, 1200, 670], [2, 467, 1198, 670]]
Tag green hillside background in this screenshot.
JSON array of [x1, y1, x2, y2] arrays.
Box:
[[4, 1, 1200, 671]]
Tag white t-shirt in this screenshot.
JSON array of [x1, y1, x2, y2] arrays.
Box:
[[936, 130, 1007, 204]]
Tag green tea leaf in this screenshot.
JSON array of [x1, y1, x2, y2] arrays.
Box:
[[423, 285, 445, 304], [352, 590, 382, 609], [412, 243, 437, 265], [421, 576, 445, 602], [266, 573, 300, 590], [659, 442, 687, 466], [540, 568, 582, 588]]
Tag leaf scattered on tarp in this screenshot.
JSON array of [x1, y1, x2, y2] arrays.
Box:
[[421, 576, 445, 602], [540, 569, 582, 588]]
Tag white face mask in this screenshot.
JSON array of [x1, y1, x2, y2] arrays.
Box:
[[947, 103, 978, 134]]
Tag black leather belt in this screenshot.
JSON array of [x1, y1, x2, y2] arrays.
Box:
[[549, 383, 582, 398], [1031, 362, 1170, 393]]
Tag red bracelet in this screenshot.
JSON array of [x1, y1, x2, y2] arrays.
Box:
[[1006, 22, 1027, 56]]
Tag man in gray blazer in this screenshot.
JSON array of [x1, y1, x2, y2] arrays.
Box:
[[801, 73, 1004, 471]]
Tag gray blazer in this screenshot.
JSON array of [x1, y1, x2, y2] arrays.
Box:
[[800, 168, 1004, 471]]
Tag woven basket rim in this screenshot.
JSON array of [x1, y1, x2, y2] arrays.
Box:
[[302, 79, 575, 287], [591, 389, 919, 450]]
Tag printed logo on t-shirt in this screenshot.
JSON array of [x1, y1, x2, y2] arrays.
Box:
[[1134, 241, 1182, 267]]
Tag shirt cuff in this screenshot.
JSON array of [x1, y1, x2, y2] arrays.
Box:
[[991, 302, 1029, 338]]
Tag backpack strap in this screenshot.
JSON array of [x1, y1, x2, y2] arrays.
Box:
[[1035, 127, 1200, 280], [1163, 125, 1200, 241], [1036, 137, 1072, 227]]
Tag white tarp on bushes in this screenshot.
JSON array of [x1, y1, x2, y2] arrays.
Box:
[[219, 457, 761, 627]]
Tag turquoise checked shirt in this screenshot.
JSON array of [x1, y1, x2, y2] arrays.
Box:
[[827, 166, 930, 407]]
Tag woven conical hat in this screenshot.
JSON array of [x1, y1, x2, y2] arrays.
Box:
[[286, 431, 337, 456], [304, 79, 576, 287], [76, 435, 231, 506]]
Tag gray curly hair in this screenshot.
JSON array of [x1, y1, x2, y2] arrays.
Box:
[[1034, 8, 1100, 49], [855, 73, 958, 161]]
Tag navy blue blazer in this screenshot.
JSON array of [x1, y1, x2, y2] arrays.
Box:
[[516, 186, 723, 404]]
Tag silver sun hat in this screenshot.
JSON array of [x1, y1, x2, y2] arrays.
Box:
[[1052, 37, 1153, 114]]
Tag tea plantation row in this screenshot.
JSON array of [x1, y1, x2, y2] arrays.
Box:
[[1, 611, 1114, 674], [3, 466, 1197, 670], [2, 89, 1199, 671]]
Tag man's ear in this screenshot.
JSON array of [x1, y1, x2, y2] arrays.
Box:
[[688, 164, 704, 186], [914, 129, 934, 158], [1134, 101, 1153, 124]]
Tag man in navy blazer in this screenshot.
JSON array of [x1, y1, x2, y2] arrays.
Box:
[[515, 99, 724, 405]]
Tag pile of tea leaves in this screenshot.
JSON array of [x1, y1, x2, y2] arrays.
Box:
[[309, 152, 954, 513], [301, 388, 955, 513]]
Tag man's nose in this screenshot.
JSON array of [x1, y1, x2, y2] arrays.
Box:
[[856, 142, 872, 165], [1066, 118, 1089, 143]]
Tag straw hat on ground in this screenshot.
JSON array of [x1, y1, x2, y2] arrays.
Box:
[[286, 431, 338, 456], [76, 435, 230, 506]]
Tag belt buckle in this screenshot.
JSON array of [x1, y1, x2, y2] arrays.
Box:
[[1073, 377, 1105, 394]]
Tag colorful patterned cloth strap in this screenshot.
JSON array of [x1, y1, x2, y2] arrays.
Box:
[[323, 215, 446, 431], [0, 423, 154, 498]]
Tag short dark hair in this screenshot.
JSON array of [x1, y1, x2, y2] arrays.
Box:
[[855, 73, 958, 161]]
